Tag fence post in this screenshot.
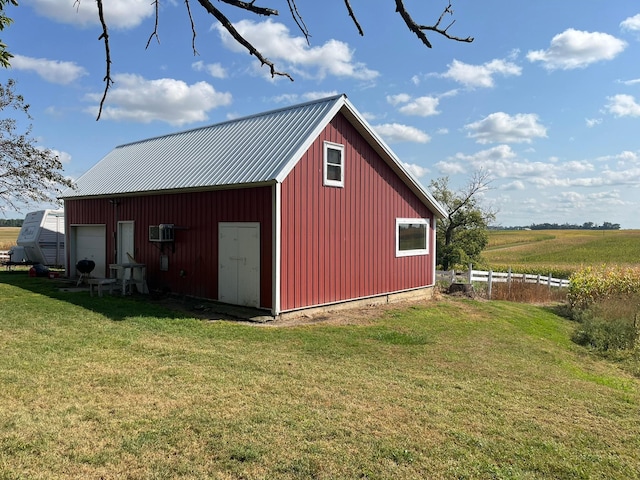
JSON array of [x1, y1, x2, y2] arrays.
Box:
[[548, 273, 552, 289], [450, 269, 455, 284], [507, 267, 512, 295], [487, 270, 493, 299], [537, 274, 541, 285], [468, 263, 473, 284]]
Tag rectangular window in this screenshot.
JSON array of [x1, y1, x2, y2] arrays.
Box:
[[323, 141, 344, 187], [396, 218, 429, 257]]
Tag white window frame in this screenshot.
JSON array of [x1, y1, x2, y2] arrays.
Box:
[[323, 141, 345, 188], [396, 218, 429, 257]]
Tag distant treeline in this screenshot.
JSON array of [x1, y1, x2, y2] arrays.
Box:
[[491, 221, 621, 231], [0, 219, 23, 227]]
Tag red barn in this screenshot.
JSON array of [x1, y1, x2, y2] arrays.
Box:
[[61, 94, 446, 316]]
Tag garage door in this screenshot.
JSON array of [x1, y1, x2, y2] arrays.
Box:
[[71, 225, 107, 278]]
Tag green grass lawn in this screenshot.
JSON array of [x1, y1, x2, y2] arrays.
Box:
[[485, 229, 640, 277], [1, 273, 639, 479]]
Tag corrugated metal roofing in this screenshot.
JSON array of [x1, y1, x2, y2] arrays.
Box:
[[61, 93, 447, 218], [62, 94, 344, 198]]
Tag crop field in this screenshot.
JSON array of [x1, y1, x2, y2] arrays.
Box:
[[0, 227, 20, 250], [485, 229, 640, 277]]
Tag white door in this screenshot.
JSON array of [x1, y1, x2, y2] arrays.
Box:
[[117, 221, 135, 281], [117, 221, 135, 264], [218, 223, 260, 307], [71, 225, 107, 278]]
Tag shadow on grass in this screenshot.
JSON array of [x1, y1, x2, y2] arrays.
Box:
[[0, 270, 218, 322]]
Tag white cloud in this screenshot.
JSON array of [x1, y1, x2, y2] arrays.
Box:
[[585, 117, 602, 128], [620, 78, 640, 85], [192, 61, 227, 79], [435, 145, 602, 188], [402, 162, 429, 178], [442, 58, 521, 88], [26, 0, 154, 29], [85, 74, 232, 125], [621, 14, 640, 32], [386, 94, 440, 117], [49, 149, 72, 165], [11, 54, 87, 84], [527, 29, 627, 70], [386, 94, 411, 106], [501, 180, 526, 191], [605, 94, 640, 117], [216, 19, 378, 81], [398, 96, 440, 117], [465, 112, 547, 144], [372, 123, 430, 143]]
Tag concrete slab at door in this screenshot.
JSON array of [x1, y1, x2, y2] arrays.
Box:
[[218, 223, 260, 308]]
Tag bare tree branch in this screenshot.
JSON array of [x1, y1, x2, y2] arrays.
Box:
[[395, 0, 473, 49], [95, 0, 112, 121], [344, 0, 364, 37], [145, 0, 161, 49], [286, 0, 310, 45], [196, 0, 293, 81], [219, 0, 278, 16], [184, 0, 199, 56], [86, 0, 473, 119]]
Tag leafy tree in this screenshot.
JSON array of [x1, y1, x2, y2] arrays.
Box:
[[429, 171, 496, 271], [0, 0, 16, 68], [0, 79, 74, 212]]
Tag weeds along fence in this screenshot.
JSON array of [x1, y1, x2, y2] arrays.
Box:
[[436, 264, 570, 299]]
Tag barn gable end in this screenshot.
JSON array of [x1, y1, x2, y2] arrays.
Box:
[[279, 112, 435, 312]]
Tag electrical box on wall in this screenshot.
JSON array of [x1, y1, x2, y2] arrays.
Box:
[[149, 224, 175, 242]]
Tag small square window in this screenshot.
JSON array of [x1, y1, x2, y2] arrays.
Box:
[[323, 141, 344, 187], [396, 218, 429, 257]]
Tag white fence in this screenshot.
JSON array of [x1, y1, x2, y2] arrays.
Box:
[[436, 264, 570, 298]]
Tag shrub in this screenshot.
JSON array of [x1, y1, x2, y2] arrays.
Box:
[[571, 295, 640, 351]]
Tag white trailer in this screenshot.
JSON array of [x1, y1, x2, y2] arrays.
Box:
[[9, 210, 65, 267]]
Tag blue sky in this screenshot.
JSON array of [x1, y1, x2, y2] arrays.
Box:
[[3, 0, 640, 228]]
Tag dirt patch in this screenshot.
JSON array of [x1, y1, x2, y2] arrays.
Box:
[[153, 294, 441, 327]]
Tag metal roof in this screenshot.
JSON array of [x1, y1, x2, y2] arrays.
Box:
[[61, 93, 447, 218]]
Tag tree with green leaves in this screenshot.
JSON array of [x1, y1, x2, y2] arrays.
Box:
[[0, 79, 74, 212], [0, 0, 17, 67], [429, 171, 496, 271]]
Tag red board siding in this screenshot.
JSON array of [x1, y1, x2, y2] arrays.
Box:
[[280, 112, 435, 311], [65, 187, 273, 309]]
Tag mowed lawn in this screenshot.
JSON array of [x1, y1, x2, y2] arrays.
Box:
[[1, 273, 639, 479], [485, 229, 640, 276]]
